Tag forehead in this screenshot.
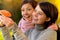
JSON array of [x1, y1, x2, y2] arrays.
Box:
[[21, 3, 33, 8], [35, 5, 44, 14]]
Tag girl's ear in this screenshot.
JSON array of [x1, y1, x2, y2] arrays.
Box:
[[46, 17, 51, 22]]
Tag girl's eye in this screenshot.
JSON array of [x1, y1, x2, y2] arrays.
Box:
[[0, 14, 1, 15], [21, 9, 24, 12], [27, 9, 31, 11]]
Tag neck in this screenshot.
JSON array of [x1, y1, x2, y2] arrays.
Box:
[[35, 24, 45, 30]]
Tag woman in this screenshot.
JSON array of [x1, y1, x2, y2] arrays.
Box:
[[25, 2, 58, 40], [0, 2, 58, 40]]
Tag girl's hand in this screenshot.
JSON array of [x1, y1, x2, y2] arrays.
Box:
[[0, 16, 14, 27], [48, 23, 58, 30], [0, 19, 4, 27]]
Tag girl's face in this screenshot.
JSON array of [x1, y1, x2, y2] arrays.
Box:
[[21, 3, 34, 21], [32, 5, 49, 25]]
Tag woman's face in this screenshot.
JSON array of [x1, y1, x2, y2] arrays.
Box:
[[21, 3, 34, 21], [32, 5, 48, 25]]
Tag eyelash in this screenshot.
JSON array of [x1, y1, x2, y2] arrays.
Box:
[[28, 9, 31, 10], [21, 9, 24, 12], [21, 9, 31, 11], [38, 13, 42, 15], [0, 14, 1, 15]]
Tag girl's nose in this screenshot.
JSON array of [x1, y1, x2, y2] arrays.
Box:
[[33, 12, 38, 17], [24, 10, 27, 14]]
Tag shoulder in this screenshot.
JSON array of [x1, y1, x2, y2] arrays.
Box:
[[18, 18, 23, 23], [38, 28, 57, 40], [18, 18, 23, 27], [43, 28, 57, 37], [45, 28, 57, 34]]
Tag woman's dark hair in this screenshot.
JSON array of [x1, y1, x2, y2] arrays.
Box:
[[20, 0, 37, 9], [39, 2, 58, 28]]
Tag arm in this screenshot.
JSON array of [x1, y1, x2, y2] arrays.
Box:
[[12, 23, 28, 40], [0, 16, 12, 40], [0, 16, 28, 40], [1, 23, 29, 40]]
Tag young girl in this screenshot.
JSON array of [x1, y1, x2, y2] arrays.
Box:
[[18, 0, 37, 32]]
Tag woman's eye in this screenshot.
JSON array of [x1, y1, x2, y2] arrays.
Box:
[[38, 13, 41, 15]]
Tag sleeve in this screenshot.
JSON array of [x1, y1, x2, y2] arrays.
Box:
[[1, 26, 12, 40], [12, 23, 28, 40]]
